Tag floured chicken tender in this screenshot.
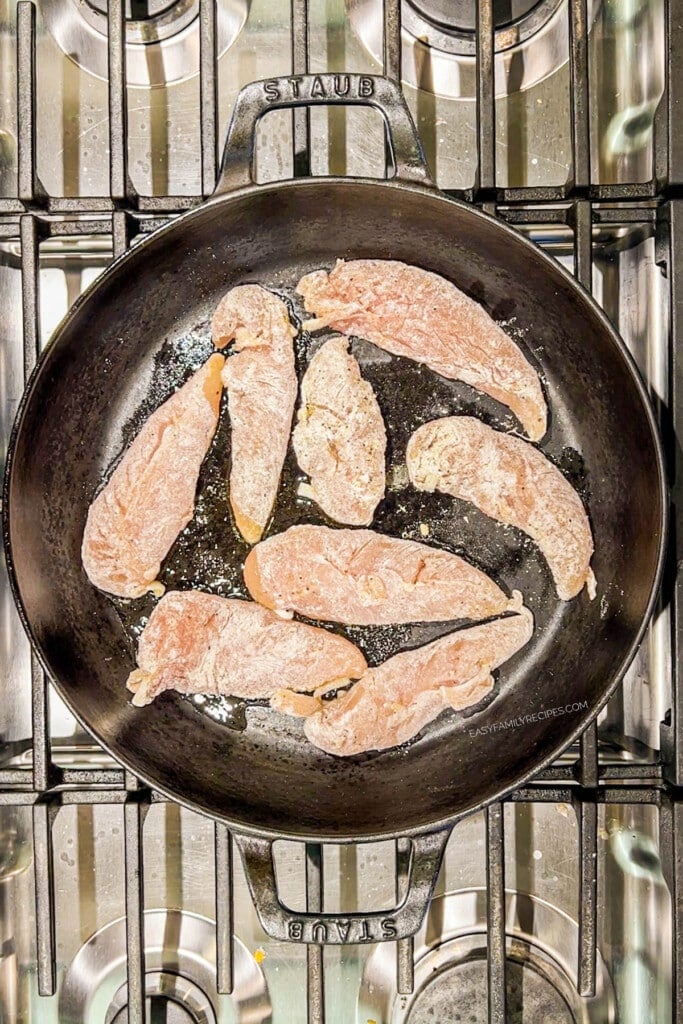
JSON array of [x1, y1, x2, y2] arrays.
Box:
[[126, 590, 367, 707], [82, 354, 224, 599], [297, 259, 547, 442], [407, 416, 595, 601], [271, 603, 533, 755], [212, 285, 297, 544], [244, 524, 515, 625], [293, 336, 386, 526]]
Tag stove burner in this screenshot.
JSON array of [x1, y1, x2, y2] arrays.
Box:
[[58, 910, 272, 1024], [40, 0, 248, 87], [347, 0, 599, 99], [358, 890, 616, 1024], [405, 956, 573, 1024]]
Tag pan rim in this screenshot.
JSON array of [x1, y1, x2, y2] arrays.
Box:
[[2, 176, 669, 842]]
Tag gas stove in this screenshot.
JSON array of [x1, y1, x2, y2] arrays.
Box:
[[0, 0, 678, 1021]]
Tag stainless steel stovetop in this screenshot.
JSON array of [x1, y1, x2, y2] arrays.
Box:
[[0, 0, 678, 1021]]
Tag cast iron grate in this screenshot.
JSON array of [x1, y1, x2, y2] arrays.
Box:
[[1, 1, 683, 1022]]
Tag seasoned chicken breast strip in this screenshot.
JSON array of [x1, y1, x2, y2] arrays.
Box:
[[212, 285, 297, 544], [127, 590, 368, 707], [244, 524, 514, 625], [407, 417, 595, 601], [297, 259, 547, 441], [272, 604, 533, 755], [293, 336, 386, 525], [82, 354, 224, 599]]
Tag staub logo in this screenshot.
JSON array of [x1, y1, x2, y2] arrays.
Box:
[[263, 74, 375, 103], [287, 916, 397, 942]]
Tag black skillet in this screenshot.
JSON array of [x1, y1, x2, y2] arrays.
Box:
[[3, 75, 666, 943]]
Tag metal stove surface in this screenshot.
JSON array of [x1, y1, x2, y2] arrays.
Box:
[[0, 0, 676, 1022], [0, 0, 667, 196]]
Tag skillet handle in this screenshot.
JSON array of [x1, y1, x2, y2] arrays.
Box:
[[233, 828, 450, 943], [213, 73, 434, 196]]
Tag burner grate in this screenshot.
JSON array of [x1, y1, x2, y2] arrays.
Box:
[[1, 1, 682, 1023]]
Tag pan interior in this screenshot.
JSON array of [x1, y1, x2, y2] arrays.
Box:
[[6, 180, 665, 839]]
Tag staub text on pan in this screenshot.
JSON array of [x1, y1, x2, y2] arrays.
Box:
[[263, 74, 375, 103]]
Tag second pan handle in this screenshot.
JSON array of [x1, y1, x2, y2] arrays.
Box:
[[213, 73, 434, 195], [233, 828, 450, 944]]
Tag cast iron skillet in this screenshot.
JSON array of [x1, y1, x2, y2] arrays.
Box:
[[3, 75, 667, 943]]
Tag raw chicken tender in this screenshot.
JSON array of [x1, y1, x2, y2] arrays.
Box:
[[82, 354, 224, 599], [212, 285, 297, 544], [126, 590, 367, 707], [272, 604, 533, 755], [407, 416, 595, 601], [298, 259, 547, 441], [244, 524, 513, 625], [293, 336, 386, 525]]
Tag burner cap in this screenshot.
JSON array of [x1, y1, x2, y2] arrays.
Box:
[[112, 1005, 193, 1024], [84, 0, 192, 22], [109, 982, 199, 1024], [40, 0, 248, 87], [107, 971, 216, 1024], [406, 957, 574, 1024], [406, 0, 552, 34], [400, 0, 566, 56]]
